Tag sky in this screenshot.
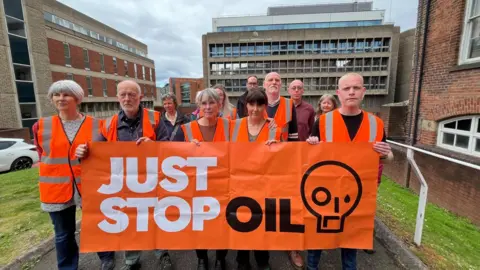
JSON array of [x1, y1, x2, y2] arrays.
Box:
[[58, 0, 419, 87]]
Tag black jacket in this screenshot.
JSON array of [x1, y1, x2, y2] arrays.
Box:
[[236, 91, 249, 118], [161, 111, 190, 141]]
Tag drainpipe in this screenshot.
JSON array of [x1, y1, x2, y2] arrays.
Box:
[[406, 0, 431, 188]]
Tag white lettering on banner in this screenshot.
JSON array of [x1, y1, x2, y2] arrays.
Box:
[[97, 156, 221, 233]]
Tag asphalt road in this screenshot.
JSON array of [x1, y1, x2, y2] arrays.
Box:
[[32, 236, 402, 270]]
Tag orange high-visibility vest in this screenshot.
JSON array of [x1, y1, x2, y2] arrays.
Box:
[[181, 118, 230, 142], [198, 108, 238, 120], [319, 109, 384, 142], [37, 115, 102, 204], [263, 97, 293, 141], [101, 108, 161, 141], [230, 118, 282, 142]]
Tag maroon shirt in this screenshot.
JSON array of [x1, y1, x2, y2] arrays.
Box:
[[294, 100, 315, 141]]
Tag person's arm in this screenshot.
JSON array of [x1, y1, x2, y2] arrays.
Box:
[[236, 99, 244, 118], [287, 106, 299, 141], [155, 120, 170, 142], [32, 121, 43, 159], [310, 118, 320, 138], [379, 129, 394, 163], [307, 107, 315, 136]]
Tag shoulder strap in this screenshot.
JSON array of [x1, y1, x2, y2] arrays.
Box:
[[170, 125, 180, 141]]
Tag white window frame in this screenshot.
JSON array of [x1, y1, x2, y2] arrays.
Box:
[[86, 76, 93, 97], [83, 48, 90, 70], [134, 64, 138, 78], [100, 53, 105, 72], [459, 0, 480, 64], [142, 66, 145, 80], [102, 79, 107, 97], [113, 57, 117, 74], [124, 60, 128, 77], [64, 43, 71, 66], [437, 115, 480, 157]]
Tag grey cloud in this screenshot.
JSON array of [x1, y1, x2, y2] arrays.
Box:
[[59, 0, 418, 86]]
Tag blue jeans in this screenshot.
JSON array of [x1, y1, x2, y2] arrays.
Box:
[[49, 206, 79, 270], [307, 249, 357, 270]]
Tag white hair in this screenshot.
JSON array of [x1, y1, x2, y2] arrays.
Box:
[[47, 80, 84, 104], [196, 88, 220, 106], [117, 80, 141, 94]]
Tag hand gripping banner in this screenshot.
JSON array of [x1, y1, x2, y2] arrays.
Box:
[[79, 142, 379, 252]]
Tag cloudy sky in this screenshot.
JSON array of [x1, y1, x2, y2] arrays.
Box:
[[58, 0, 419, 86]]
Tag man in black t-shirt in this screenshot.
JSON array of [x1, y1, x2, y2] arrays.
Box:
[[306, 73, 393, 270]]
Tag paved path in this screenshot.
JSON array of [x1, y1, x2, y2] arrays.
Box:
[[32, 235, 402, 270]]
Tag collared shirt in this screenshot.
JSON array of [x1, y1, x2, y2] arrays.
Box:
[[294, 100, 315, 141], [96, 106, 169, 142]]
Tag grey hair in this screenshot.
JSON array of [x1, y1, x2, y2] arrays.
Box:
[[161, 93, 178, 108], [196, 88, 220, 106], [47, 80, 84, 104]]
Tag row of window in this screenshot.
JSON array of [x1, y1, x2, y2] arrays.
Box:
[[44, 11, 147, 57], [62, 43, 153, 81], [209, 76, 388, 92], [208, 37, 391, 57], [209, 58, 390, 75], [63, 73, 155, 98], [4, 0, 39, 132], [78, 101, 154, 116], [216, 20, 383, 32]]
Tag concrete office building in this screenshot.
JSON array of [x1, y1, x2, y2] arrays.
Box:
[[202, 2, 400, 111], [0, 0, 156, 133]]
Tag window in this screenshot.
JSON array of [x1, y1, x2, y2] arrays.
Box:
[[6, 16, 26, 37], [180, 82, 190, 104], [142, 66, 145, 80], [124, 60, 128, 76], [134, 64, 137, 78], [460, 0, 480, 64], [3, 0, 23, 20], [64, 43, 71, 66], [14, 64, 32, 81], [437, 115, 480, 157], [66, 73, 73, 80], [102, 79, 107, 97], [9, 35, 29, 65], [16, 81, 35, 103], [113, 57, 117, 74], [83, 48, 89, 69], [20, 103, 37, 119], [0, 141, 16, 150], [149, 68, 152, 81], [100, 54, 104, 71], [86, 76, 92, 96]]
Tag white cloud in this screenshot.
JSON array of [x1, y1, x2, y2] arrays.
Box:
[[58, 0, 418, 86]]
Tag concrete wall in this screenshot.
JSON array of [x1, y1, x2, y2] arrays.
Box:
[[395, 29, 415, 102]]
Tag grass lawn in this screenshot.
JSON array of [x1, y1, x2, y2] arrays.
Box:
[[0, 168, 81, 267], [377, 177, 480, 270]]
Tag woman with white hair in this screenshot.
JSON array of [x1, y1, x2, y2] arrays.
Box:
[[32, 80, 113, 270], [174, 88, 229, 270]]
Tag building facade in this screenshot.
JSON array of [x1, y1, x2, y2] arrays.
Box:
[[167, 77, 204, 108], [383, 0, 480, 225], [202, 2, 400, 110], [0, 0, 156, 133]]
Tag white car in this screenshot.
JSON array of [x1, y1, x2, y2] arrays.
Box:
[[0, 138, 39, 172]]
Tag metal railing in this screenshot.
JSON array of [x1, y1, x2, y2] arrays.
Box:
[[386, 140, 480, 246]]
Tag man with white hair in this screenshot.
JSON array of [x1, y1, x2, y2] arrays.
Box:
[[76, 79, 171, 270]]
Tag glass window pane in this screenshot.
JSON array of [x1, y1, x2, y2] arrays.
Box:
[[17, 81, 35, 103], [475, 138, 480, 152], [444, 121, 456, 129], [455, 135, 470, 149], [442, 133, 454, 145], [9, 35, 30, 65], [7, 16, 25, 37], [14, 64, 32, 81], [3, 0, 24, 20], [457, 119, 472, 131], [477, 118, 480, 133], [471, 0, 480, 17], [469, 18, 480, 59], [20, 103, 37, 119], [22, 119, 37, 135]]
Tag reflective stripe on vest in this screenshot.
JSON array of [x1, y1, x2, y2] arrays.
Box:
[[285, 98, 292, 123], [147, 109, 156, 127], [268, 125, 277, 140], [39, 176, 81, 184], [231, 119, 242, 142], [221, 118, 230, 141], [324, 111, 378, 143], [105, 115, 114, 132], [184, 122, 194, 142]]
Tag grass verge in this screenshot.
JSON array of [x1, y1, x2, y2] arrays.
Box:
[[0, 168, 81, 267], [377, 177, 480, 270]]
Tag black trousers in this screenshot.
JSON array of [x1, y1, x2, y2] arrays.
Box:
[[236, 250, 269, 267], [196, 249, 228, 261]]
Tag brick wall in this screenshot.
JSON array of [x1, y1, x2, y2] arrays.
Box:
[[383, 0, 480, 226], [145, 67, 150, 81], [152, 69, 156, 83], [51, 71, 65, 82], [169, 77, 204, 105], [128, 62, 135, 79], [91, 77, 103, 97], [137, 64, 144, 80], [89, 50, 101, 72], [117, 57, 125, 77], [47, 39, 64, 66], [74, 75, 87, 97], [69, 44, 84, 70], [107, 79, 116, 97], [104, 55, 114, 74]]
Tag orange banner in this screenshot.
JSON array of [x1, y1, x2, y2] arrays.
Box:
[[79, 142, 379, 252]]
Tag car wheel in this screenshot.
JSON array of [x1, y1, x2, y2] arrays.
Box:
[[10, 157, 33, 171]]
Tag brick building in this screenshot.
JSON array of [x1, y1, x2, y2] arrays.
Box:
[[383, 0, 480, 225], [0, 0, 156, 133], [167, 77, 205, 108]]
